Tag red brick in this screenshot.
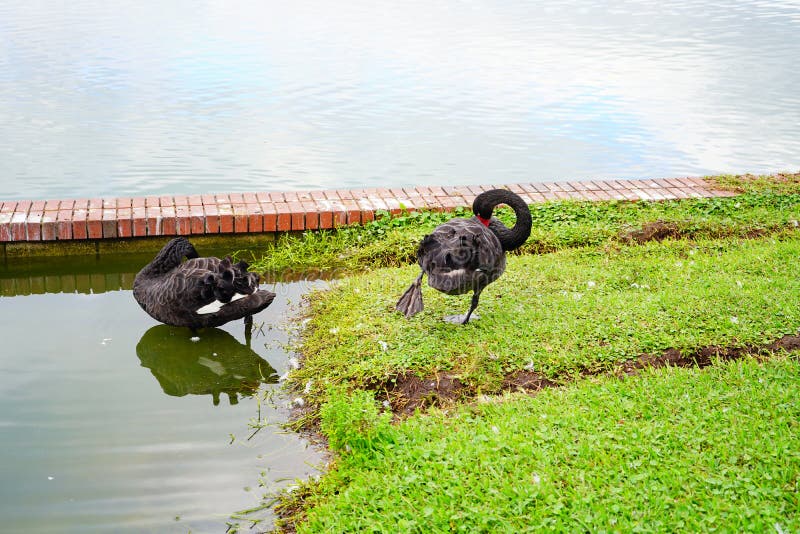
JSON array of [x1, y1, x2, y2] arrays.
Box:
[[319, 209, 334, 229], [72, 208, 88, 239], [102, 209, 118, 238], [342, 199, 360, 224], [301, 201, 319, 230], [161, 206, 177, 236], [567, 181, 589, 191], [42, 211, 59, 241], [603, 180, 628, 191], [229, 193, 245, 203], [335, 189, 354, 200], [175, 205, 191, 235], [1, 201, 17, 213], [288, 201, 305, 230], [258, 203, 277, 232], [31, 200, 46, 211], [310, 190, 326, 201], [131, 207, 147, 237], [10, 223, 27, 241], [552, 190, 574, 201], [0, 217, 10, 241], [360, 208, 374, 223], [201, 194, 216, 205], [188, 194, 203, 206], [145, 206, 161, 236], [232, 204, 249, 233], [243, 192, 258, 204], [531, 182, 551, 194], [159, 195, 175, 208], [246, 205, 264, 233], [664, 188, 688, 200], [218, 208, 234, 233], [131, 197, 146, 208], [283, 191, 299, 202], [86, 207, 103, 238], [87, 221, 103, 239], [276, 203, 292, 231], [145, 196, 159, 208], [111, 207, 129, 238], [203, 204, 220, 233], [56, 210, 73, 240], [255, 192, 271, 203], [268, 192, 285, 203], [297, 190, 313, 201], [25, 210, 43, 240], [189, 205, 205, 234]]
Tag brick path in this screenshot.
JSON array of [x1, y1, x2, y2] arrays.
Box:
[[0, 177, 737, 243]]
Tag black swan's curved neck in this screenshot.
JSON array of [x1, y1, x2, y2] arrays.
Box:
[[141, 237, 199, 275], [472, 189, 532, 251]]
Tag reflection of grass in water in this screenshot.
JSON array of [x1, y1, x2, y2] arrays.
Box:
[[136, 325, 278, 406]]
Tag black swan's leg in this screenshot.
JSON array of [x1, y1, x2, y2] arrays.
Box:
[[244, 315, 253, 346], [462, 288, 483, 324]]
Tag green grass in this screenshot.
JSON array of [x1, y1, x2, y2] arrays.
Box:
[[295, 358, 800, 533], [290, 236, 800, 408]]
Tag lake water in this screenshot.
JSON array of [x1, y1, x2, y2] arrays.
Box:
[[1, 0, 799, 201], [0, 254, 324, 533]]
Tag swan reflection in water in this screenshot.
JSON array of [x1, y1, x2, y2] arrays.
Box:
[[136, 325, 278, 406]]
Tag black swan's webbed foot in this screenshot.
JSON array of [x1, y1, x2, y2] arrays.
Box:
[[396, 273, 424, 318], [444, 289, 482, 325]]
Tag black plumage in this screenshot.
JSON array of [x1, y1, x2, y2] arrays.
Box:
[[133, 237, 275, 329], [396, 189, 532, 324]]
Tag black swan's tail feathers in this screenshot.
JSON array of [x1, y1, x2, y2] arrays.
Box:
[[197, 257, 260, 304], [232, 258, 260, 294], [396, 274, 424, 318], [195, 289, 276, 329]]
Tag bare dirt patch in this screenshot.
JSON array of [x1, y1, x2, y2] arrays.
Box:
[[372, 335, 800, 415], [621, 220, 681, 244]]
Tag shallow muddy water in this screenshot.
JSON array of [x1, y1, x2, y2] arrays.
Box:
[[0, 255, 323, 533]]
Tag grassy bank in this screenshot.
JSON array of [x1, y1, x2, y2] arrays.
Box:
[[240, 173, 800, 532], [295, 358, 800, 532]]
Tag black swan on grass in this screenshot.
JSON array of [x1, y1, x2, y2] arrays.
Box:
[[133, 237, 275, 330], [396, 189, 532, 324]]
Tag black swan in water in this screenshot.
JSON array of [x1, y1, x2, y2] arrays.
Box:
[[396, 189, 532, 324], [133, 237, 275, 330]]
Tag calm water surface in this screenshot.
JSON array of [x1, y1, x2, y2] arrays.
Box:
[[0, 257, 324, 533], [1, 0, 798, 200]]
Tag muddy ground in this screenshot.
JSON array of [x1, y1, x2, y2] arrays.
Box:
[[374, 335, 800, 416]]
